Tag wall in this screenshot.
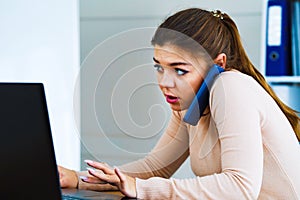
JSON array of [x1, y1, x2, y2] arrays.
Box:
[[79, 0, 263, 177], [0, 0, 81, 170]]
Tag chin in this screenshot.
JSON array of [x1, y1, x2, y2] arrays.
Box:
[[169, 104, 188, 112]]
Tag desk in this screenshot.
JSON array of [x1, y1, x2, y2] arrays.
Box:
[[61, 188, 138, 199], [103, 190, 124, 197]]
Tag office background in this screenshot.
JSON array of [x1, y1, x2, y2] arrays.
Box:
[[1, 0, 299, 177], [79, 0, 264, 178]]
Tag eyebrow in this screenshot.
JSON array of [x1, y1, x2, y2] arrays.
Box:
[[153, 57, 190, 67]]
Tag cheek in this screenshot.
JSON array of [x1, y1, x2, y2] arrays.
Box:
[[190, 78, 203, 93], [156, 74, 163, 88], [156, 73, 162, 82], [175, 81, 196, 108], [179, 77, 202, 96], [156, 74, 167, 94]]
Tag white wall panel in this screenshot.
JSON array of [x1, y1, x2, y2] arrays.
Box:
[[0, 0, 81, 170]]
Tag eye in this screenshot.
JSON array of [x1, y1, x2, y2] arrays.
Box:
[[154, 64, 164, 73], [175, 68, 188, 76]]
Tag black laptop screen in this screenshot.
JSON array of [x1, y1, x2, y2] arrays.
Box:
[[0, 83, 61, 199]]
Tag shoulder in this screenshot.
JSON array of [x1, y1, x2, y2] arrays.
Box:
[[213, 70, 256, 88], [209, 71, 270, 134], [210, 70, 262, 99], [209, 71, 267, 118]]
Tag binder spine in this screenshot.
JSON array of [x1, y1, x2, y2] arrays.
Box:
[[266, 0, 292, 76], [291, 0, 300, 76]]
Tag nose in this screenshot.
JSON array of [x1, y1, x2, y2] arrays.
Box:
[[158, 71, 175, 88]]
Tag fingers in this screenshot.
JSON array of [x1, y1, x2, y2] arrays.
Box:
[[85, 160, 114, 175], [80, 175, 107, 184], [87, 167, 120, 185], [57, 166, 63, 179], [57, 165, 78, 188], [114, 167, 126, 183], [83, 161, 136, 198], [114, 167, 137, 198], [83, 160, 125, 191]]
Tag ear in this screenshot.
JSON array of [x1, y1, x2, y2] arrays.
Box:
[[213, 53, 227, 69]]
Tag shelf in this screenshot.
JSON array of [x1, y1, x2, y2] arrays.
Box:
[[266, 76, 300, 83]]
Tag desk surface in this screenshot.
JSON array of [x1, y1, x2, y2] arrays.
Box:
[[61, 188, 137, 199], [104, 190, 124, 197]]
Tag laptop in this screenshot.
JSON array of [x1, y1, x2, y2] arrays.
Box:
[[0, 83, 127, 200]]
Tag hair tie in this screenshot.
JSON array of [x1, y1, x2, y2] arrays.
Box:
[[211, 10, 224, 20]]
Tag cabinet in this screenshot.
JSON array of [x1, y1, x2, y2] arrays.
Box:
[[266, 76, 300, 83], [262, 0, 300, 113]]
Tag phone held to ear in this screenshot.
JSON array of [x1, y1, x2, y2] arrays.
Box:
[[183, 64, 224, 126]]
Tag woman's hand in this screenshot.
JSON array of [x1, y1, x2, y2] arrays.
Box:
[[57, 165, 78, 188], [83, 160, 137, 198]]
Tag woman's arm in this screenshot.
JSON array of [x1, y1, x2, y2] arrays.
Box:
[[118, 111, 190, 179], [133, 74, 264, 199], [77, 111, 190, 190]]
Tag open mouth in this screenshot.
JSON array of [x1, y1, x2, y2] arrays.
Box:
[[166, 95, 179, 103]]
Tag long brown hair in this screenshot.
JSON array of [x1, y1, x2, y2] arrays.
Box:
[[151, 8, 300, 141]]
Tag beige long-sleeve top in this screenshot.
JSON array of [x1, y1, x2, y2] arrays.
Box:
[[78, 71, 300, 199]]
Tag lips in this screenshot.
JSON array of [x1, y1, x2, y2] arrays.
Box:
[[165, 94, 179, 104]]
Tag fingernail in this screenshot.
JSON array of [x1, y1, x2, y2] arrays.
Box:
[[114, 166, 120, 173], [84, 159, 93, 164], [79, 176, 88, 181], [86, 167, 95, 172]]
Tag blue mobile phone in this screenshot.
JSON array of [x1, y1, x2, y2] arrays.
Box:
[[183, 64, 224, 125]]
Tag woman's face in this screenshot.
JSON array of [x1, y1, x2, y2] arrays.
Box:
[[153, 45, 207, 111]]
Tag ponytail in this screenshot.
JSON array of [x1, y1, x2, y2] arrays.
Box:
[[152, 8, 300, 141]]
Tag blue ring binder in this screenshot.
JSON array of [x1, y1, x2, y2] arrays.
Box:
[[266, 0, 292, 76]]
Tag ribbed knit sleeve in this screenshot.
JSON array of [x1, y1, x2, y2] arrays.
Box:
[[77, 111, 190, 190], [118, 111, 190, 179], [134, 72, 264, 199]]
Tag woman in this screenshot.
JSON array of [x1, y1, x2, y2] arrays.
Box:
[[59, 8, 300, 199]]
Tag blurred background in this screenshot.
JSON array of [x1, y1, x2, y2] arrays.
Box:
[[0, 0, 299, 178]]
